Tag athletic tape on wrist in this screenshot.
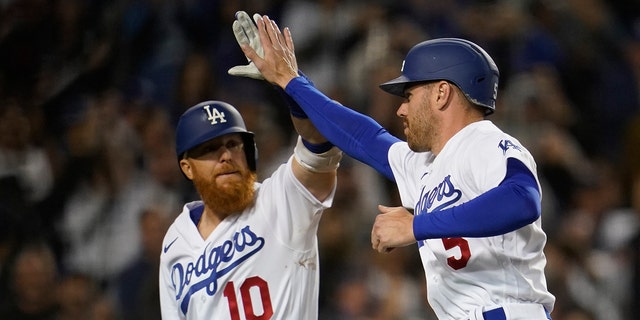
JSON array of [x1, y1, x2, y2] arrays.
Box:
[[294, 136, 342, 173]]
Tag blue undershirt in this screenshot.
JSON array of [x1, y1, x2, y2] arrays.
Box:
[[286, 77, 400, 180], [189, 203, 204, 226], [413, 158, 541, 239], [285, 76, 541, 238]]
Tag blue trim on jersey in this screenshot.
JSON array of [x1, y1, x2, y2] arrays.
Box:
[[483, 308, 507, 320], [286, 76, 401, 180], [189, 204, 204, 226], [413, 158, 541, 239], [483, 307, 551, 320]]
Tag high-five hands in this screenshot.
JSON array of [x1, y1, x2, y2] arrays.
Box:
[[230, 12, 299, 89], [371, 205, 417, 253], [228, 11, 264, 80]]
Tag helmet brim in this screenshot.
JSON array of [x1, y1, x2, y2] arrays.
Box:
[[380, 76, 430, 98], [379, 75, 411, 97], [178, 128, 254, 158]]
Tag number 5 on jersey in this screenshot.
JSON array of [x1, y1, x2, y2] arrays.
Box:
[[442, 237, 470, 270]]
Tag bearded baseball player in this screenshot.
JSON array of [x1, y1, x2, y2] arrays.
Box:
[[232, 12, 556, 320], [158, 99, 342, 319]]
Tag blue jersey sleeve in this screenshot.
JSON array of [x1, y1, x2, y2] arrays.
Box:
[[285, 76, 401, 180], [413, 158, 542, 239]]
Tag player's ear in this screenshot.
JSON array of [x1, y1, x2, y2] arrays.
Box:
[[180, 159, 194, 180], [435, 81, 450, 110], [439, 81, 451, 98]]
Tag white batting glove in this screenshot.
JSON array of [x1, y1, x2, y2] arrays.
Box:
[[228, 11, 264, 80]]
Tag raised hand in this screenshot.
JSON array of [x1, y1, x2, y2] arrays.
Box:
[[239, 15, 299, 89]]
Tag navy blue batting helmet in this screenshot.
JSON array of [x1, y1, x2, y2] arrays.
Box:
[[175, 100, 257, 171], [379, 38, 499, 114]]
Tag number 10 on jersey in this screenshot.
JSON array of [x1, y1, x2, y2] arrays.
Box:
[[223, 276, 274, 320]]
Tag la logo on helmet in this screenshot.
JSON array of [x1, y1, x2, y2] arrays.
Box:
[[203, 105, 227, 125]]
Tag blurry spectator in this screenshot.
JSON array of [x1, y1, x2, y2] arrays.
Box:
[[1, 2, 640, 319], [55, 92, 150, 282], [116, 205, 172, 320], [0, 102, 53, 204], [342, 2, 427, 114], [114, 0, 188, 107], [549, 161, 628, 320], [499, 66, 592, 225], [368, 247, 434, 320], [280, 0, 367, 93], [621, 108, 640, 200], [56, 272, 99, 320], [134, 105, 192, 207], [90, 293, 120, 320], [0, 240, 59, 319], [626, 170, 640, 317], [316, 156, 429, 318], [0, 102, 54, 245], [0, 0, 56, 101], [317, 158, 386, 312], [0, 205, 19, 304], [544, 241, 598, 320], [170, 51, 217, 123], [319, 261, 377, 320]]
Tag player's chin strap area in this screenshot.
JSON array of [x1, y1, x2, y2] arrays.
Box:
[[469, 303, 551, 320]]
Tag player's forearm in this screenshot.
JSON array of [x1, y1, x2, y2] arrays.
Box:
[[279, 76, 332, 146], [285, 76, 400, 180], [413, 158, 541, 239], [291, 116, 327, 144]]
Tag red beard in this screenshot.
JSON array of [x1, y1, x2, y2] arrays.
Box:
[[192, 163, 257, 217]]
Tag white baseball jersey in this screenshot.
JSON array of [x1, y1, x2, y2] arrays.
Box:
[[388, 120, 555, 319], [159, 157, 335, 319]]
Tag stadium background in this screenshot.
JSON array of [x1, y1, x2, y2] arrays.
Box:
[[1, 1, 639, 319]]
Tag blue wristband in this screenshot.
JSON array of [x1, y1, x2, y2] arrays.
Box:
[[301, 138, 334, 154]]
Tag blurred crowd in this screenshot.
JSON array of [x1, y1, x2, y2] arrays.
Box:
[[0, 0, 639, 319]]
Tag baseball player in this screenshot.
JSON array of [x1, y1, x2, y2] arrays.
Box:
[[159, 100, 342, 319], [232, 12, 556, 320]]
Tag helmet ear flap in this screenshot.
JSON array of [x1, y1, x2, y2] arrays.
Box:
[[241, 133, 258, 172]]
